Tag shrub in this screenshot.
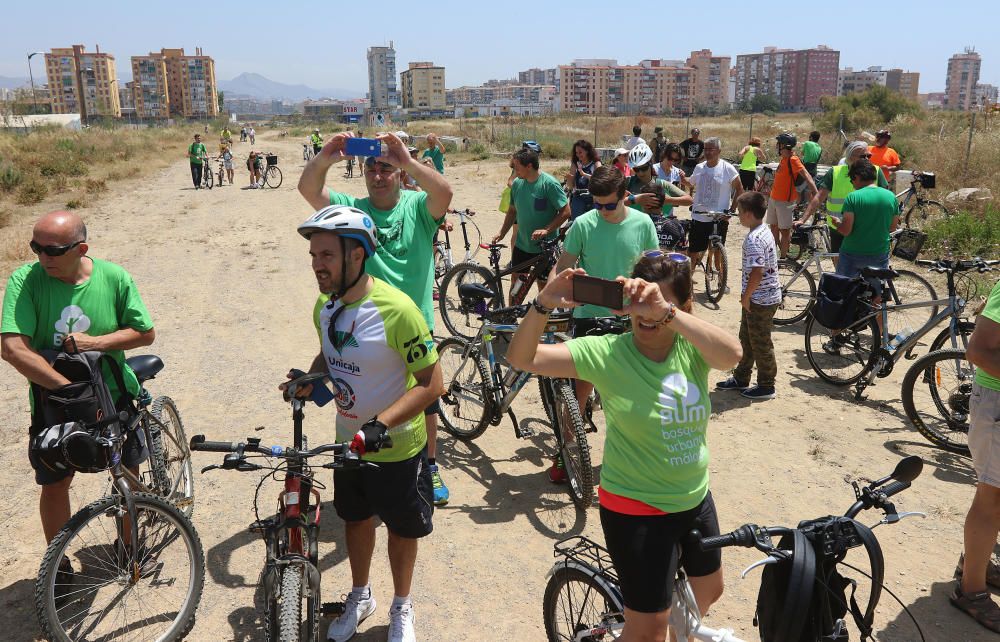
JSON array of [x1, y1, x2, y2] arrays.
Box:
[[39, 156, 88, 177], [85, 178, 107, 194], [66, 197, 86, 209], [0, 163, 23, 192], [469, 142, 490, 160], [15, 177, 48, 204], [925, 207, 1000, 259]]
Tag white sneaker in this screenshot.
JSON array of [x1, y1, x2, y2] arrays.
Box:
[[327, 587, 375, 641], [387, 601, 416, 642]]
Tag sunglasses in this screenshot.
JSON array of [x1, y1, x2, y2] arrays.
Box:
[[30, 240, 83, 257], [633, 164, 652, 173], [593, 201, 619, 211], [642, 249, 690, 263]]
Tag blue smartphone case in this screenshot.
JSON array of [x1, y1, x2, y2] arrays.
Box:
[[345, 138, 382, 157]]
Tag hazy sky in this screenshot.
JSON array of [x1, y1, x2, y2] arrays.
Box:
[[1, 0, 994, 93]]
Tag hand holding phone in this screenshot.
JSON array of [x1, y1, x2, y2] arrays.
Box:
[[345, 137, 385, 158], [572, 275, 624, 310]]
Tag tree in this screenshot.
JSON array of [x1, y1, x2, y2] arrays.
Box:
[[217, 90, 225, 113], [749, 94, 782, 114], [818, 85, 920, 132]]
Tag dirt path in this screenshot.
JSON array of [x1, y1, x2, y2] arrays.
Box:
[[0, 131, 986, 641]]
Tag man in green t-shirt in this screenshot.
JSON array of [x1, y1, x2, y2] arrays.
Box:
[[954, 278, 1000, 631], [624, 144, 692, 218], [1, 211, 155, 550], [492, 147, 570, 304], [801, 131, 822, 178], [298, 130, 454, 505], [187, 133, 208, 189], [422, 133, 446, 174]]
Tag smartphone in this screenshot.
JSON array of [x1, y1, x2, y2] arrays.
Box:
[[572, 275, 624, 310], [345, 137, 384, 157], [287, 368, 335, 407]]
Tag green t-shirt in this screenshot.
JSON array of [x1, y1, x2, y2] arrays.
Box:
[[567, 333, 711, 513], [626, 176, 687, 217], [563, 209, 657, 318], [422, 147, 445, 173], [1, 258, 153, 407], [801, 140, 822, 164], [510, 171, 568, 253], [328, 189, 444, 330], [188, 142, 207, 165], [840, 185, 898, 256], [975, 279, 1000, 390]]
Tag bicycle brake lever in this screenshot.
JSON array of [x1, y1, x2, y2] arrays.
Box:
[[873, 511, 927, 528], [741, 555, 782, 579], [200, 464, 219, 474]]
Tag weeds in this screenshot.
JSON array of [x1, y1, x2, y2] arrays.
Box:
[[15, 177, 48, 205], [85, 178, 107, 194], [925, 207, 1000, 258], [66, 197, 86, 209], [0, 163, 23, 192]]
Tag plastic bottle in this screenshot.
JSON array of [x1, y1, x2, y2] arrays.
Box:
[[509, 274, 529, 301], [887, 326, 914, 352]]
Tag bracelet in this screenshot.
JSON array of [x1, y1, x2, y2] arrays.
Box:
[[531, 298, 553, 315], [628, 194, 636, 205], [655, 302, 677, 325]]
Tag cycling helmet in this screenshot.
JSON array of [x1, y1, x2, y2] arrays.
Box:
[[875, 129, 891, 139], [298, 205, 378, 258], [627, 143, 654, 168], [521, 140, 542, 153], [776, 132, 797, 150]]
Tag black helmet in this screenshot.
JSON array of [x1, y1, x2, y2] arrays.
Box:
[[875, 129, 891, 139], [521, 140, 542, 153], [776, 132, 797, 150]]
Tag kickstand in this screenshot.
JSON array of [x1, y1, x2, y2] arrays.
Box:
[[511, 409, 532, 438]]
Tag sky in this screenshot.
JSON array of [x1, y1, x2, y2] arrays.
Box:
[[1, 0, 995, 94]]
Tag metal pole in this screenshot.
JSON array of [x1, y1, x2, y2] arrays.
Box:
[[27, 54, 39, 114], [594, 110, 598, 148], [964, 112, 976, 176], [748, 113, 754, 141], [685, 115, 690, 136]]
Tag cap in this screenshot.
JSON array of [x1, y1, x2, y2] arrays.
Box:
[[654, 126, 663, 133], [615, 148, 629, 157]]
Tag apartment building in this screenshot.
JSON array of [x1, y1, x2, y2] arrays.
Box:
[[518, 67, 558, 87], [686, 50, 730, 110], [161, 48, 217, 118], [559, 59, 694, 115], [44, 45, 121, 119], [895, 71, 920, 99], [131, 53, 170, 119], [838, 66, 921, 99], [367, 42, 400, 110], [400, 62, 446, 110], [735, 45, 839, 110], [945, 48, 982, 111], [447, 84, 556, 105]]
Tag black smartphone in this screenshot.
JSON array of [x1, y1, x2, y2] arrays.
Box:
[[572, 275, 624, 310]]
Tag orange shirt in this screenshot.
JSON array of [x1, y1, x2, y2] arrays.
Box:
[[868, 145, 900, 178], [770, 154, 806, 202]]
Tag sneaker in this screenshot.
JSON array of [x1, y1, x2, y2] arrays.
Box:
[[429, 464, 449, 506], [822, 335, 846, 355], [54, 556, 74, 599], [742, 385, 776, 400], [716, 376, 749, 391], [327, 587, 376, 641], [547, 456, 568, 484], [387, 601, 416, 642]]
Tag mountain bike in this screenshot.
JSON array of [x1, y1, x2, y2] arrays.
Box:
[[216, 156, 228, 186], [896, 171, 949, 230], [436, 284, 594, 509], [693, 211, 730, 303], [543, 456, 926, 642], [434, 208, 482, 295], [752, 164, 775, 193], [438, 236, 562, 340], [303, 142, 314, 162], [200, 156, 213, 189], [190, 371, 388, 642]]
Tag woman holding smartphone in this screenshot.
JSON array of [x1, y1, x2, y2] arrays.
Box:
[[507, 254, 742, 642]]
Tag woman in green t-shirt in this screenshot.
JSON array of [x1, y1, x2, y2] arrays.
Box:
[[508, 253, 742, 641]]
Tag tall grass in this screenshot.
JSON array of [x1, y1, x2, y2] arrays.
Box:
[[925, 207, 1000, 258]]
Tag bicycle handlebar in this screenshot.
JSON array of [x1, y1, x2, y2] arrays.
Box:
[[915, 258, 998, 273]]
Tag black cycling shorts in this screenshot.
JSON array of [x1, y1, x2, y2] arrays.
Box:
[[600, 491, 722, 613], [510, 246, 544, 280], [333, 444, 434, 539], [570, 316, 629, 339], [687, 219, 730, 254]]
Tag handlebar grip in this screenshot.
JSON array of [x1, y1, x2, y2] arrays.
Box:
[[189, 435, 239, 452], [699, 532, 739, 551], [881, 480, 910, 499], [915, 259, 935, 267]]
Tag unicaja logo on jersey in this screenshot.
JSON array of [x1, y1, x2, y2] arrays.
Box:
[[330, 330, 359, 355], [53, 305, 90, 346]]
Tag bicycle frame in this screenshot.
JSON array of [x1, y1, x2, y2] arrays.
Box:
[[486, 240, 561, 305]]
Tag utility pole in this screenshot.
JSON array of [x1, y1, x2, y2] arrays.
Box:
[[27, 51, 45, 114]]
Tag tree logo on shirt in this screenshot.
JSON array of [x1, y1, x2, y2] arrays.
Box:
[[331, 330, 359, 355], [332, 378, 356, 412], [53, 305, 91, 347], [658, 373, 706, 425]]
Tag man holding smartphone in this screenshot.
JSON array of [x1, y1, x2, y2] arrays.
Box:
[[549, 166, 657, 482]]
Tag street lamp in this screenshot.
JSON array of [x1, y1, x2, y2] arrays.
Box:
[[27, 51, 45, 114]]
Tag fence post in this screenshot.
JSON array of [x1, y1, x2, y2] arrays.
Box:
[[594, 110, 598, 148], [748, 114, 754, 141], [964, 112, 976, 176]]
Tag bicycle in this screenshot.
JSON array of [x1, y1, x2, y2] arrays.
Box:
[[543, 456, 926, 642], [752, 163, 775, 193], [261, 153, 283, 189], [344, 157, 354, 179], [434, 208, 482, 295], [436, 284, 595, 509], [438, 236, 563, 341], [200, 156, 213, 189], [692, 211, 730, 304], [804, 259, 994, 402], [302, 142, 314, 162], [895, 170, 949, 230]]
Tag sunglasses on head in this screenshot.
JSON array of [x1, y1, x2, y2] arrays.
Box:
[[593, 200, 619, 211], [642, 249, 689, 263], [30, 240, 83, 257]]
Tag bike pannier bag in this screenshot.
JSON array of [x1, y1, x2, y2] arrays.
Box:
[[812, 273, 866, 329], [891, 229, 927, 262], [917, 172, 935, 189]]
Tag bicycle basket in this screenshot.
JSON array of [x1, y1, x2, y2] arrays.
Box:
[[891, 229, 926, 262], [266, 154, 278, 166], [811, 273, 867, 329], [917, 172, 935, 189]]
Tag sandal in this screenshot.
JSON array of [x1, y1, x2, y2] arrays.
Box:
[[955, 553, 1000, 589], [950, 583, 1000, 633]]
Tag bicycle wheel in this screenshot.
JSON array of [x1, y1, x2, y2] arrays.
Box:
[[204, 167, 213, 189], [437, 337, 492, 440], [35, 492, 205, 642], [904, 199, 950, 230], [218, 168, 224, 186], [439, 262, 503, 341], [929, 320, 976, 352], [553, 379, 594, 510], [804, 314, 880, 385], [702, 245, 728, 304], [539, 377, 556, 426], [543, 566, 624, 642], [901, 348, 974, 455], [150, 395, 195, 517], [773, 260, 817, 325], [434, 246, 452, 291], [266, 166, 283, 188], [884, 269, 938, 348], [276, 564, 317, 642]]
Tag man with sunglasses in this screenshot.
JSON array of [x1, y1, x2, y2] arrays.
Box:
[[624, 144, 692, 220], [299, 130, 455, 508], [1, 211, 155, 563]]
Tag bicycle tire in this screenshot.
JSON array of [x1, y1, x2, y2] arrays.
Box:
[[903, 199, 950, 230], [266, 166, 283, 189], [901, 348, 973, 455], [204, 167, 213, 189], [884, 269, 938, 346], [538, 377, 556, 426], [543, 565, 624, 642], [773, 260, 817, 325], [703, 245, 728, 304], [35, 492, 205, 642], [150, 395, 195, 517], [439, 262, 504, 341], [929, 320, 976, 352], [804, 313, 880, 385], [218, 168, 224, 186], [278, 565, 304, 642], [553, 379, 594, 510], [437, 337, 492, 440]]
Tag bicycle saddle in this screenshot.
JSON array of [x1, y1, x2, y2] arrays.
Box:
[[859, 266, 899, 280], [480, 243, 505, 250], [126, 355, 164, 382], [458, 283, 497, 301]]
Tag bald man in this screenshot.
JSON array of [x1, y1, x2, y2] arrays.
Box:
[[1, 211, 155, 556]]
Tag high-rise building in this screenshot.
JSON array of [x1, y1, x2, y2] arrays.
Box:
[[838, 66, 920, 99], [735, 45, 839, 110], [895, 72, 920, 100], [518, 67, 559, 87], [44, 45, 121, 119], [558, 59, 693, 115], [131, 53, 171, 119], [945, 48, 982, 111], [400, 62, 446, 110], [686, 50, 730, 110], [160, 48, 217, 118], [447, 84, 556, 105], [975, 83, 999, 109], [367, 42, 399, 110]]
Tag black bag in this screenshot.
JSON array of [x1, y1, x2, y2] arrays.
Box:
[[812, 273, 867, 329], [891, 229, 927, 262]]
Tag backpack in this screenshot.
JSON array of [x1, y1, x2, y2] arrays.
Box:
[[812, 273, 867, 329]]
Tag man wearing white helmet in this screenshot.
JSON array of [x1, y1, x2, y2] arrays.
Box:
[[291, 205, 442, 642], [623, 144, 692, 220]]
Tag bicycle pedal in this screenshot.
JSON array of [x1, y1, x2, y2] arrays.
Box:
[[321, 602, 345, 616], [248, 518, 275, 533]]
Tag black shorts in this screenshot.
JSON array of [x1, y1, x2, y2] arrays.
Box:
[[600, 491, 722, 613], [423, 398, 441, 416], [510, 246, 546, 281], [688, 219, 730, 254], [570, 316, 630, 338], [333, 444, 434, 538], [29, 423, 148, 486]]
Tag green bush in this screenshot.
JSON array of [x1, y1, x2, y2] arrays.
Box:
[[66, 197, 86, 209], [39, 156, 88, 177], [818, 86, 920, 132], [925, 207, 1000, 258], [469, 142, 490, 160], [0, 163, 23, 192], [15, 177, 48, 205]]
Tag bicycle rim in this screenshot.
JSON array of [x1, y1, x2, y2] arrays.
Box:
[[554, 380, 594, 510], [773, 260, 816, 325], [36, 493, 205, 642], [266, 166, 283, 189], [804, 314, 879, 385], [437, 338, 491, 440], [151, 396, 195, 517], [543, 566, 623, 642], [902, 348, 973, 454], [904, 200, 950, 230], [439, 262, 501, 341], [703, 247, 727, 303]]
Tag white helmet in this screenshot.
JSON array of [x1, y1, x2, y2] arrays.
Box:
[[627, 143, 654, 168], [297, 205, 378, 257]]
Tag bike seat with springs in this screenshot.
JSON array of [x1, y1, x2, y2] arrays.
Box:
[[458, 283, 497, 301], [859, 266, 899, 280], [126, 355, 164, 382]]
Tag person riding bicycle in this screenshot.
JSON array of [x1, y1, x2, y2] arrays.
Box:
[[292, 205, 442, 642], [565, 139, 601, 221], [221, 126, 232, 145], [187, 133, 208, 189], [298, 130, 454, 506], [1, 211, 155, 583], [624, 143, 692, 221], [687, 137, 743, 269], [767, 132, 817, 260], [869, 129, 900, 182], [311, 129, 323, 157], [507, 253, 741, 642]]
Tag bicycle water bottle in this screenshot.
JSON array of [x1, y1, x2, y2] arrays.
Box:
[[510, 274, 529, 301], [887, 326, 914, 353]]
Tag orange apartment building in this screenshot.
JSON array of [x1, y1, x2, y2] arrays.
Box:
[[44, 45, 121, 119]]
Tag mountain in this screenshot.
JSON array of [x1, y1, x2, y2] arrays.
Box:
[[218, 73, 360, 101], [0, 76, 30, 90]]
